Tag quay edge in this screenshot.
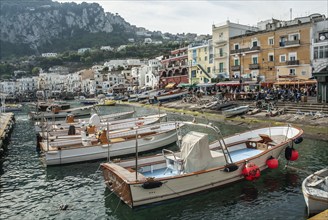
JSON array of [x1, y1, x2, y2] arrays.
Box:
[[0, 112, 15, 157], [121, 101, 328, 141]]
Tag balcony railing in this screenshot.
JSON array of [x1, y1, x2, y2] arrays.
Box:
[[231, 65, 241, 71], [286, 60, 300, 65], [230, 46, 261, 54], [249, 63, 260, 70], [285, 40, 300, 47], [280, 40, 300, 47]]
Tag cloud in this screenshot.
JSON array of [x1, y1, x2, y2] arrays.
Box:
[[57, 0, 328, 34]]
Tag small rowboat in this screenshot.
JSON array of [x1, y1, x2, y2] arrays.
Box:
[[302, 168, 328, 216]]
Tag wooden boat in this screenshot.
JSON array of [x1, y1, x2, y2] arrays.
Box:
[[39, 122, 184, 166], [222, 105, 249, 117], [34, 111, 137, 132], [101, 123, 303, 208], [28, 105, 94, 120], [37, 101, 70, 111], [302, 168, 328, 216], [155, 89, 189, 102], [96, 99, 116, 106]]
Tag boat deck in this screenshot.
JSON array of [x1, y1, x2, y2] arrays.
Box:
[[142, 148, 264, 178], [230, 148, 263, 162]]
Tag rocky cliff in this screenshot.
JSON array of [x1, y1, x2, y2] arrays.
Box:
[[0, 0, 139, 57]]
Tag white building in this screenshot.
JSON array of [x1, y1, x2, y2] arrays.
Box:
[[212, 20, 258, 79], [104, 60, 128, 70], [145, 59, 161, 89], [0, 81, 16, 94], [100, 46, 113, 51], [311, 19, 328, 74], [16, 77, 38, 92], [78, 48, 91, 54], [41, 53, 58, 58]]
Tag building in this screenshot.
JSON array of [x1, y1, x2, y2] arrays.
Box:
[[228, 14, 325, 85], [188, 39, 214, 84], [41, 53, 58, 58], [312, 18, 328, 103], [77, 48, 91, 54], [212, 21, 257, 80], [159, 47, 189, 88]]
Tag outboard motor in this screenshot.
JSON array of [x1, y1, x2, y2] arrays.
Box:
[[68, 125, 76, 135]]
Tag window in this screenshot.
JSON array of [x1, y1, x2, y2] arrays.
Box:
[[207, 67, 211, 73], [268, 37, 274, 45], [268, 53, 274, 62], [302, 70, 306, 76], [280, 55, 286, 62], [146, 75, 149, 83], [314, 45, 328, 59], [289, 69, 296, 76], [234, 44, 239, 50], [219, 63, 224, 72], [289, 52, 297, 61], [205, 56, 208, 61], [219, 48, 223, 57], [280, 36, 287, 46], [252, 56, 258, 64], [289, 33, 299, 41], [234, 59, 239, 66], [252, 41, 258, 47]]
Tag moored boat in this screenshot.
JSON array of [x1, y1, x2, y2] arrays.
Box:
[[222, 105, 249, 117], [29, 105, 94, 120], [39, 121, 184, 166], [101, 123, 303, 208], [96, 99, 116, 106], [302, 168, 328, 216], [155, 89, 189, 102]]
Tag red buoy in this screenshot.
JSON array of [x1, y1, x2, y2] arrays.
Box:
[[242, 162, 261, 181], [266, 157, 279, 169], [290, 149, 299, 161]]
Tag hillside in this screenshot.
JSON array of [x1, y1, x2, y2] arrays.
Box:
[[0, 0, 164, 58]]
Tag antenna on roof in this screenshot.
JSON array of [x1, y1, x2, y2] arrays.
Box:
[[290, 8, 292, 20]]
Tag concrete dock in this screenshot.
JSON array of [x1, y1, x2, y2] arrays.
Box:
[[0, 112, 15, 156]]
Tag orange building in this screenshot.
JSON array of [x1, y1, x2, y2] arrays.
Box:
[[229, 14, 326, 86]]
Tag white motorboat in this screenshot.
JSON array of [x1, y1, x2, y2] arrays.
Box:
[[34, 111, 137, 132], [38, 113, 167, 138], [222, 105, 249, 117], [101, 123, 303, 208], [29, 105, 94, 120], [39, 122, 184, 166], [138, 89, 164, 101], [302, 168, 328, 216]]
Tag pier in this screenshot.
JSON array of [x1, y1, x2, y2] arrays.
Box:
[[0, 112, 15, 156]]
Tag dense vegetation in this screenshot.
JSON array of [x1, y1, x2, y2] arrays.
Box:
[[0, 42, 181, 79]]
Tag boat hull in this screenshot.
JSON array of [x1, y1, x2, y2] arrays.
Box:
[[156, 90, 188, 102], [102, 126, 303, 208], [44, 129, 178, 166], [29, 108, 92, 120]]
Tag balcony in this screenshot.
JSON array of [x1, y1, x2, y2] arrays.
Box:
[[249, 63, 260, 70], [230, 46, 261, 54], [214, 39, 227, 45], [286, 60, 300, 65], [285, 40, 300, 47], [280, 40, 300, 48], [231, 65, 241, 71]]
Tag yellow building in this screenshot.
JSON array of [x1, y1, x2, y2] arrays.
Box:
[[187, 40, 214, 84], [229, 14, 325, 84]]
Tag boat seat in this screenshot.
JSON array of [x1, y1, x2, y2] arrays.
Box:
[[259, 134, 273, 144], [307, 177, 326, 187]]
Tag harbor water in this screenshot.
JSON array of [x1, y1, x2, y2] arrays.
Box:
[[1, 104, 327, 220]]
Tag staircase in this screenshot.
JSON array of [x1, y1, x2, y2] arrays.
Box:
[[197, 64, 212, 80]]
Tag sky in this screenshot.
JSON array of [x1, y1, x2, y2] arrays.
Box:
[[57, 0, 328, 35]]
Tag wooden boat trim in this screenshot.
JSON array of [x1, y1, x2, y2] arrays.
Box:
[[107, 126, 303, 184]]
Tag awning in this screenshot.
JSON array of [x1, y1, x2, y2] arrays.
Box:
[[165, 83, 176, 89], [216, 81, 241, 86], [177, 83, 196, 88], [274, 80, 317, 85], [196, 83, 216, 87]]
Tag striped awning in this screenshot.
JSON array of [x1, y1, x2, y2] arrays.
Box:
[[274, 80, 317, 85]]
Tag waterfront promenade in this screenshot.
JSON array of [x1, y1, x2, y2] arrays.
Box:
[[122, 96, 328, 141], [0, 112, 15, 155]]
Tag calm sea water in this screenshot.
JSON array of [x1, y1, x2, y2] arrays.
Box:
[[1, 103, 327, 220]]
